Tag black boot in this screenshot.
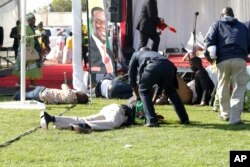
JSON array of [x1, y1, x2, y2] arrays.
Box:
[[40, 111, 55, 130]]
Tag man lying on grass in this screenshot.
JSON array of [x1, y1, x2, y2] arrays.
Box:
[[40, 102, 165, 133], [13, 84, 89, 104], [40, 104, 136, 133]]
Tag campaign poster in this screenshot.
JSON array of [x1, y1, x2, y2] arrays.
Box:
[[88, 0, 115, 85]]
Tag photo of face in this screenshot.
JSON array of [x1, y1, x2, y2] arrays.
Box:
[[92, 10, 106, 43]]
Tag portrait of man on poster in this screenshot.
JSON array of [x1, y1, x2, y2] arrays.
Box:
[[89, 6, 115, 85]]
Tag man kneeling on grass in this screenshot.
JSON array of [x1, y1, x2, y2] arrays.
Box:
[[40, 104, 136, 133]]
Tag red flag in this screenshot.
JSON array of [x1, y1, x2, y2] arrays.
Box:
[[167, 26, 177, 33], [157, 21, 177, 33]]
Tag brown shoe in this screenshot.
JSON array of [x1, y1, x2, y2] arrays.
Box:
[[156, 114, 164, 120], [70, 123, 92, 134]]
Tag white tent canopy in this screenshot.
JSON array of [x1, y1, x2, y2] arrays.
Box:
[[2, 0, 250, 51], [72, 0, 87, 92], [0, 0, 20, 47], [132, 0, 250, 51]]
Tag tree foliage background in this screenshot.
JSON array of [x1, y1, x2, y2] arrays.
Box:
[[51, 0, 87, 12]]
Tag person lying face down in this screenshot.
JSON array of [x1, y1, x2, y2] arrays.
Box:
[[39, 99, 167, 134], [40, 103, 136, 133], [13, 84, 89, 104]]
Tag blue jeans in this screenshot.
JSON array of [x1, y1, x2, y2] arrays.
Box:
[[13, 86, 45, 101]]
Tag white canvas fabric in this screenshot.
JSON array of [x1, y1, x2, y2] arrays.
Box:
[[132, 0, 250, 52]]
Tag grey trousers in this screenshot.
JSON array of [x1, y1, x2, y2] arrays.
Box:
[[54, 104, 128, 130], [217, 59, 250, 124]]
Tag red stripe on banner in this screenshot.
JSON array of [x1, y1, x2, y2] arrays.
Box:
[[0, 64, 75, 89], [120, 0, 127, 48]]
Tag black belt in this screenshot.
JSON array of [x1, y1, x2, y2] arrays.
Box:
[[40, 87, 46, 94], [121, 105, 130, 116]]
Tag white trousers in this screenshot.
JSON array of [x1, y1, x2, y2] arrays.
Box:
[[54, 104, 128, 130], [217, 58, 250, 124]]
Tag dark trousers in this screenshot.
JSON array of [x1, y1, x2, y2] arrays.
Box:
[[166, 88, 189, 123], [13, 47, 18, 60], [108, 79, 133, 99], [139, 31, 160, 52], [139, 60, 189, 124]]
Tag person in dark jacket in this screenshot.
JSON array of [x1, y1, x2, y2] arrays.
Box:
[[136, 0, 161, 51], [10, 20, 21, 59], [205, 7, 250, 124], [189, 57, 214, 106], [0, 26, 3, 49], [245, 21, 250, 35], [128, 47, 189, 127]]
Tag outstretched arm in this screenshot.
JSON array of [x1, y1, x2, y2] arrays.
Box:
[[61, 83, 70, 90]]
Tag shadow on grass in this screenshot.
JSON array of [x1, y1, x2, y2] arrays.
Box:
[[163, 120, 250, 131]]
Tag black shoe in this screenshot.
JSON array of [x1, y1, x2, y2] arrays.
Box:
[[12, 91, 20, 100], [218, 115, 229, 121], [70, 123, 92, 134], [180, 120, 190, 124], [40, 111, 51, 130], [144, 122, 159, 127]]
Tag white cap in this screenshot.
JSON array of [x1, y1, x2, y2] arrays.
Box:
[[207, 45, 217, 59]]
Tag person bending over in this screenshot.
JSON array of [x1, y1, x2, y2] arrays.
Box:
[[128, 47, 189, 127]]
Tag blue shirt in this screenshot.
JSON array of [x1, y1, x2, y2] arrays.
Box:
[[205, 16, 250, 64]]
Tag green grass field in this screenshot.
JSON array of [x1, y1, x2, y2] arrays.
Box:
[[0, 98, 250, 167]]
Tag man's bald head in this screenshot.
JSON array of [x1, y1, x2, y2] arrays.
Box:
[[221, 7, 234, 17]]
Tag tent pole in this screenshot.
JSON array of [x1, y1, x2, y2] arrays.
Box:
[[72, 0, 88, 92], [20, 0, 26, 103], [86, 0, 92, 102]]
